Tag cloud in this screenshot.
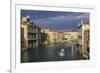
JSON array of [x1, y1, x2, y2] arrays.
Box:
[[21, 10, 89, 31], [34, 13, 89, 30]]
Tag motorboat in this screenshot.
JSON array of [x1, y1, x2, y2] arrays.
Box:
[[59, 48, 65, 57]]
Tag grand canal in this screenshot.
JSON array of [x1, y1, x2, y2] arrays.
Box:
[[21, 42, 81, 63]]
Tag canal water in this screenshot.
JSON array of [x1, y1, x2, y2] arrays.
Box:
[[21, 42, 81, 63]]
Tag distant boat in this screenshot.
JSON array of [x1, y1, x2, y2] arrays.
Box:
[[59, 48, 65, 57]]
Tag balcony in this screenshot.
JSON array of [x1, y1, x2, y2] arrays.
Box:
[[28, 29, 38, 33], [28, 36, 37, 41]]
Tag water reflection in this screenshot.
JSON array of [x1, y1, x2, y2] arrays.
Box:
[[21, 42, 81, 63], [21, 51, 29, 62]]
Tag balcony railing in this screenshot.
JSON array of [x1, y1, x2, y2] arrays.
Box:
[[28, 37, 37, 40], [28, 29, 38, 33]]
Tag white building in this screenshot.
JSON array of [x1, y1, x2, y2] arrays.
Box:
[[78, 22, 90, 59], [63, 31, 78, 43]]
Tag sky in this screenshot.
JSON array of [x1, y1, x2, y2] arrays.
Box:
[[21, 10, 89, 31]]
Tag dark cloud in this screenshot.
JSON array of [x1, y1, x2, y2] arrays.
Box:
[[21, 10, 89, 31]]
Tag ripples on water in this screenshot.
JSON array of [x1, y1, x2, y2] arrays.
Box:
[[21, 43, 81, 63]]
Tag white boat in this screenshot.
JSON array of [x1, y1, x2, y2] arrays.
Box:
[[59, 49, 65, 57]]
